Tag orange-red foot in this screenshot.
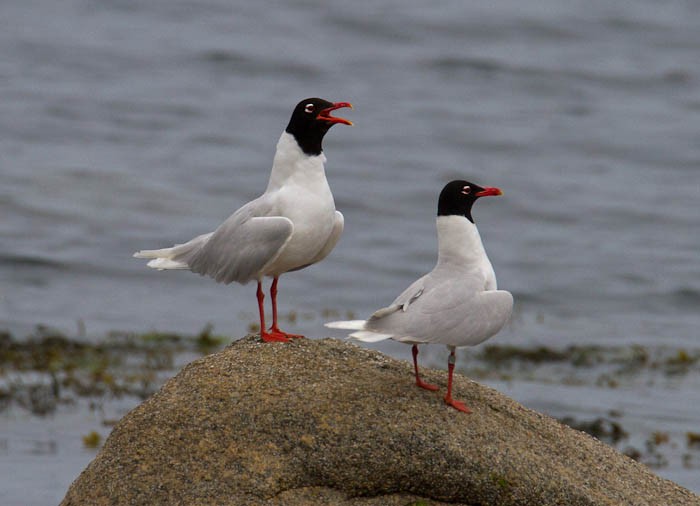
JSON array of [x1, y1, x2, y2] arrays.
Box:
[[260, 331, 290, 343], [269, 327, 305, 339], [444, 395, 472, 414], [415, 378, 439, 391]]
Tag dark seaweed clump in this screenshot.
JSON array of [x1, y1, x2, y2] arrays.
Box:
[[0, 325, 228, 416]]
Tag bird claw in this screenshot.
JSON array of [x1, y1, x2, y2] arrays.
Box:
[[444, 395, 472, 414], [415, 379, 439, 391], [268, 327, 305, 340], [260, 331, 290, 343]]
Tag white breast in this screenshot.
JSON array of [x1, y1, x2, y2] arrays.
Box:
[[261, 132, 338, 276], [435, 215, 497, 290]]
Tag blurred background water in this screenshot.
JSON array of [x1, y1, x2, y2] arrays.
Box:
[[1, 0, 699, 504]]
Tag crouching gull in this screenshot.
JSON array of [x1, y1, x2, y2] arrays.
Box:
[[135, 98, 353, 343], [326, 180, 513, 413]]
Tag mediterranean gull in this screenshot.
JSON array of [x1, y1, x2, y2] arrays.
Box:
[[135, 98, 353, 342], [326, 180, 513, 412]]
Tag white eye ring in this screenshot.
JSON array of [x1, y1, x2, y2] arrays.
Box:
[[461, 186, 471, 195], [304, 104, 315, 113]]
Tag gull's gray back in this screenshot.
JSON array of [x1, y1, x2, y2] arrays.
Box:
[[366, 266, 513, 347]]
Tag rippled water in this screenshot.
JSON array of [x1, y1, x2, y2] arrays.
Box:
[[1, 0, 699, 503]]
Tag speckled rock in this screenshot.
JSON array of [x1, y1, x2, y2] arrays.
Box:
[[61, 335, 699, 506]]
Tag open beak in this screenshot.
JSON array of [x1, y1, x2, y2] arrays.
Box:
[[317, 102, 353, 126], [475, 187, 503, 197]]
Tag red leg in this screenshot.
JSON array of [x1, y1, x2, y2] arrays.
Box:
[[444, 349, 471, 413], [257, 281, 289, 343], [412, 345, 439, 391], [268, 277, 304, 339]]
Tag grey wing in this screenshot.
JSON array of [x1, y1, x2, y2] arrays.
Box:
[[187, 202, 293, 284], [391, 274, 430, 309], [308, 211, 344, 265], [286, 211, 344, 273], [410, 286, 513, 347], [366, 275, 427, 323], [367, 273, 513, 346]]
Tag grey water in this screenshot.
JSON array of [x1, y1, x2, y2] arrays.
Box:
[[1, 0, 699, 503]]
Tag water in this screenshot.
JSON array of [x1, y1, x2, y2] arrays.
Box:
[[1, 0, 699, 503]]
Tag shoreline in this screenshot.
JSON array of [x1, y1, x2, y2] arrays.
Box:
[[1, 327, 699, 502]]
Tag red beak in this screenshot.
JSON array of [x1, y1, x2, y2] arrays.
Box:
[[317, 102, 353, 126], [475, 187, 503, 197]]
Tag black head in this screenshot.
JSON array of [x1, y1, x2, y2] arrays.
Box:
[[285, 98, 353, 156], [437, 180, 503, 223]]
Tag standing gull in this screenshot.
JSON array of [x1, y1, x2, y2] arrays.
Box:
[[326, 180, 512, 412], [135, 98, 353, 342]]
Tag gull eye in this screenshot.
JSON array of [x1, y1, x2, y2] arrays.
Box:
[[304, 103, 315, 113], [461, 186, 471, 195]]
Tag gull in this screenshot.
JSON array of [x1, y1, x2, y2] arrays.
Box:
[[135, 98, 353, 342], [326, 180, 512, 412]]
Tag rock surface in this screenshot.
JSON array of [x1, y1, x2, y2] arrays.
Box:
[[61, 335, 699, 506]]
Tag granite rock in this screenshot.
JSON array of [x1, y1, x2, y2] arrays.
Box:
[[61, 335, 700, 506]]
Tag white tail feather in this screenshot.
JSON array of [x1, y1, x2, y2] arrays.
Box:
[[134, 233, 212, 271], [325, 320, 393, 342], [146, 258, 189, 270], [348, 330, 393, 343], [324, 320, 367, 330], [133, 248, 189, 270], [133, 248, 172, 259]]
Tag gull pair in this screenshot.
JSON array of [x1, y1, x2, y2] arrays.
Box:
[[134, 98, 513, 412]]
